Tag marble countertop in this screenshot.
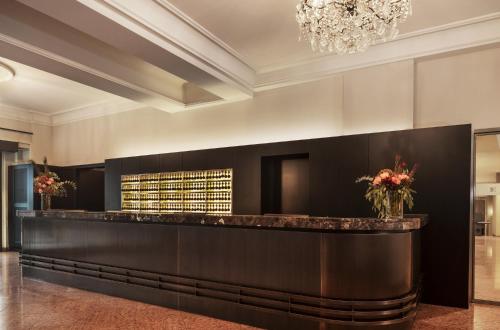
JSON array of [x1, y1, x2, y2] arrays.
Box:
[[18, 210, 428, 232]]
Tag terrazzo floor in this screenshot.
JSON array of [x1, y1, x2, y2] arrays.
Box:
[[474, 236, 500, 302], [1, 252, 499, 329]]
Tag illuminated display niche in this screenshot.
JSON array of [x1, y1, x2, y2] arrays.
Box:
[[121, 169, 232, 215]]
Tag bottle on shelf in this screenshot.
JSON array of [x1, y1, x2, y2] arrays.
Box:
[[122, 168, 232, 214]]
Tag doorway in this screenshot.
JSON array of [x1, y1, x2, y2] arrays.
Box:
[[261, 153, 310, 215], [8, 163, 33, 250], [474, 130, 500, 303], [0, 144, 31, 250]]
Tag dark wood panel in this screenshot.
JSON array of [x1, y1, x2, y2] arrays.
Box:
[[159, 152, 182, 172], [331, 135, 371, 217], [28, 163, 105, 212], [85, 221, 178, 274], [281, 158, 310, 214], [177, 226, 321, 296], [232, 146, 261, 215], [368, 125, 471, 308], [50, 166, 77, 210], [261, 155, 282, 214], [22, 217, 419, 330], [261, 154, 311, 215], [104, 159, 121, 211], [138, 154, 159, 173], [258, 139, 311, 157], [321, 232, 413, 300], [102, 124, 472, 308], [77, 168, 104, 211], [23, 217, 86, 260], [241, 229, 321, 296], [178, 226, 245, 284], [177, 295, 312, 330], [121, 156, 141, 175], [309, 136, 370, 217], [181, 147, 235, 171], [26, 218, 179, 275]]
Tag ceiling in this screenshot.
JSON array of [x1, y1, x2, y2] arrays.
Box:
[[0, 0, 245, 116], [167, 0, 500, 70], [476, 134, 500, 183], [1, 0, 500, 122], [0, 57, 123, 114]]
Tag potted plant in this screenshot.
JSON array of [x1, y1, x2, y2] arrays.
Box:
[[356, 155, 418, 220], [33, 157, 77, 210]]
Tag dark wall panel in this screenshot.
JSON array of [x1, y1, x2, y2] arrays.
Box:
[[50, 167, 77, 210], [309, 136, 370, 217], [138, 155, 159, 173], [368, 125, 471, 308], [261, 156, 283, 214], [121, 156, 141, 175], [103, 124, 472, 308], [181, 147, 235, 171], [159, 152, 182, 172], [105, 159, 121, 211], [258, 139, 311, 159], [77, 169, 105, 211], [232, 146, 261, 215]]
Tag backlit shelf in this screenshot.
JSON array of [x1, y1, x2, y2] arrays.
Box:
[[121, 168, 232, 215]]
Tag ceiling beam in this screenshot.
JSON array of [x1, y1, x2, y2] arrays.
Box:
[[18, 0, 255, 103], [1, 1, 194, 112]]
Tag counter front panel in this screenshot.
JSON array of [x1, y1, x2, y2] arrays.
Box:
[[20, 211, 426, 330]]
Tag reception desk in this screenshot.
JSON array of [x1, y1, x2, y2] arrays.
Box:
[[19, 211, 427, 330]]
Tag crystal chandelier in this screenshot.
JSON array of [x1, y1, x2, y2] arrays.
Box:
[[296, 0, 412, 54]]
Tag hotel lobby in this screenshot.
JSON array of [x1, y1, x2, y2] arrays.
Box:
[[1, 1, 500, 329]]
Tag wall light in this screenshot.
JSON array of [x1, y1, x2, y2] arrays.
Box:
[[0, 62, 15, 82]]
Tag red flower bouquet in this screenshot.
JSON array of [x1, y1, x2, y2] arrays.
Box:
[[33, 157, 76, 210], [356, 155, 418, 219]]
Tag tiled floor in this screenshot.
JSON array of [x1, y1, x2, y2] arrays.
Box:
[[474, 236, 500, 302], [0, 252, 255, 329], [1, 252, 500, 329], [413, 304, 500, 329]]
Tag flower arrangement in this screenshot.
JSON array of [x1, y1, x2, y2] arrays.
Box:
[[356, 155, 418, 219], [33, 157, 76, 210]]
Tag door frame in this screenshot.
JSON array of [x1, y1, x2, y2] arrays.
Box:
[[472, 128, 500, 305]]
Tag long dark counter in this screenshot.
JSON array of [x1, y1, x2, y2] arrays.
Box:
[[18, 210, 427, 231], [19, 211, 427, 330]]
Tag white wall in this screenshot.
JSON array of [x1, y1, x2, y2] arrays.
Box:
[[415, 45, 500, 129], [0, 116, 52, 163], [51, 60, 417, 166], [52, 75, 345, 165], [342, 60, 414, 135], [45, 44, 500, 166]]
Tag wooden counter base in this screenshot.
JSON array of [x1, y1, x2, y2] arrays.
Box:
[[21, 215, 423, 329]]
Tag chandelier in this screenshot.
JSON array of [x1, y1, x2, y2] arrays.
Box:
[[296, 0, 412, 54]]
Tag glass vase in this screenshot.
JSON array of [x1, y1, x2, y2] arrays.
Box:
[[386, 190, 403, 220], [41, 193, 52, 211]]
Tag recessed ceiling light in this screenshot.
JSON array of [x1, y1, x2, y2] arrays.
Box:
[[0, 62, 15, 82]]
